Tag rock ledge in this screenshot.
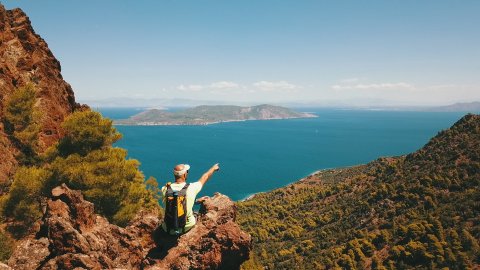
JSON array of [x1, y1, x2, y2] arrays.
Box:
[[7, 184, 251, 270]]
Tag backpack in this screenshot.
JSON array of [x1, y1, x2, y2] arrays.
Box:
[[164, 182, 190, 234]]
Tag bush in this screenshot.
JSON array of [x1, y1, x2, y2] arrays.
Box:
[[45, 110, 158, 225], [3, 84, 37, 131], [2, 84, 41, 163], [1, 109, 159, 231], [0, 229, 14, 262], [1, 166, 50, 236], [57, 110, 121, 156], [46, 147, 156, 225]]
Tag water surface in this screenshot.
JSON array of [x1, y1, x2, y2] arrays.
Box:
[[99, 108, 469, 201]]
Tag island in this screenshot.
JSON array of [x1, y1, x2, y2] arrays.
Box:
[[114, 104, 317, 125]]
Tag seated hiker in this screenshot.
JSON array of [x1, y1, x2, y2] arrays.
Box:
[[160, 163, 220, 236]]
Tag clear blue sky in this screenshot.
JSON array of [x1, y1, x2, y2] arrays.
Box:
[[2, 0, 479, 106]]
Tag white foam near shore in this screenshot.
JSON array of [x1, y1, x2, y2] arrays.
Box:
[[239, 193, 259, 202], [237, 166, 361, 202], [238, 170, 322, 202]]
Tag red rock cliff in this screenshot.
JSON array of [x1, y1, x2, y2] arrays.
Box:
[[0, 3, 81, 186]]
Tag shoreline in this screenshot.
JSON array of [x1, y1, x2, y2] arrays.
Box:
[[114, 114, 318, 126], [237, 166, 357, 202], [237, 168, 327, 202]]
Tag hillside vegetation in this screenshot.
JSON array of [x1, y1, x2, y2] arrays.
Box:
[[0, 85, 160, 261], [238, 114, 480, 269]]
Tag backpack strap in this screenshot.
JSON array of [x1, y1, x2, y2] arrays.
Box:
[[164, 182, 175, 233], [165, 182, 173, 195], [178, 183, 189, 195]]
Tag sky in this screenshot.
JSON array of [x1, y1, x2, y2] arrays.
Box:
[[2, 0, 480, 106]]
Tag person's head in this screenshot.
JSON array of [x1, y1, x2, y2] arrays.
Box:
[[173, 164, 190, 182]]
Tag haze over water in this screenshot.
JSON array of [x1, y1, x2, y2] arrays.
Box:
[[100, 108, 470, 201]]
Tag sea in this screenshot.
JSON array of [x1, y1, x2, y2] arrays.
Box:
[[97, 108, 473, 201]]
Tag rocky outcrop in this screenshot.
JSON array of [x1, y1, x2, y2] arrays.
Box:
[[0, 3, 82, 186], [144, 195, 252, 270], [7, 185, 252, 269], [7, 184, 154, 269]]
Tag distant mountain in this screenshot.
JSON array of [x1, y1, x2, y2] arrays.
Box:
[[238, 114, 480, 269], [366, 101, 480, 112], [311, 101, 480, 112], [427, 101, 480, 112], [115, 104, 317, 125]]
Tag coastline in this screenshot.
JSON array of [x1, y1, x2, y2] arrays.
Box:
[[238, 168, 325, 202], [239, 193, 262, 202], [238, 166, 358, 202], [115, 114, 317, 126]]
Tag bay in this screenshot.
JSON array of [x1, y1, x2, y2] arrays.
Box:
[[98, 108, 470, 201]]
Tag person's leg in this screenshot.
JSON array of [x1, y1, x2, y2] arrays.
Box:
[[153, 226, 179, 258]]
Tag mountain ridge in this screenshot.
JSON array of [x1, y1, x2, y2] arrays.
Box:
[[426, 101, 480, 112], [238, 113, 480, 269]]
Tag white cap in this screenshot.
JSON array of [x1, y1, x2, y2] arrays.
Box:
[[173, 164, 190, 176]]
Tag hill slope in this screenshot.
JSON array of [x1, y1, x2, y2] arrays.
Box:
[[238, 114, 480, 269], [115, 104, 316, 125]]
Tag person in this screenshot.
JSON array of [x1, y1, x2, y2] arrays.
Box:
[[160, 163, 220, 235], [148, 163, 220, 261]]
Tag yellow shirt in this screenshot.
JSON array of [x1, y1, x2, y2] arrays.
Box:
[[160, 181, 203, 233]]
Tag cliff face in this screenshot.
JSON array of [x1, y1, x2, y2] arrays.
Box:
[[0, 4, 81, 185], [7, 185, 251, 270]]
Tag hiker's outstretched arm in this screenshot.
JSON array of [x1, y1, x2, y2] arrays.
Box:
[[198, 163, 220, 185]]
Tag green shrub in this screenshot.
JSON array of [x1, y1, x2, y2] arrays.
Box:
[[1, 108, 159, 231], [1, 166, 49, 236], [57, 110, 121, 156], [3, 84, 37, 131], [0, 229, 14, 262], [45, 147, 155, 224], [46, 110, 158, 225], [2, 84, 41, 164]]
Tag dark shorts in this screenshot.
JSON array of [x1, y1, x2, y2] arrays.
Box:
[[147, 225, 180, 261]]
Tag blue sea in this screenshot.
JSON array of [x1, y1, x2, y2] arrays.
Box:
[[98, 108, 471, 201]]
